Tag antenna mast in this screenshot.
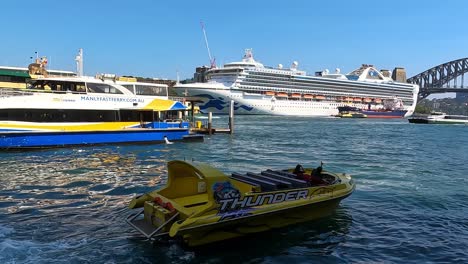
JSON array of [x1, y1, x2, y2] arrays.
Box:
[[200, 21, 216, 68], [75, 48, 84, 76]]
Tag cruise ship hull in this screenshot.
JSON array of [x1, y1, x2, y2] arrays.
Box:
[[184, 89, 336, 116], [177, 87, 415, 117]]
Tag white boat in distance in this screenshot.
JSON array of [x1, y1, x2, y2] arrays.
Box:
[[409, 112, 468, 124], [174, 49, 419, 117]]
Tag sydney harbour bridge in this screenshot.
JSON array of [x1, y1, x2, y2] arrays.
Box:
[[407, 58, 468, 101]]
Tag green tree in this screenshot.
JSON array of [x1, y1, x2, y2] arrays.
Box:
[[414, 103, 432, 114]]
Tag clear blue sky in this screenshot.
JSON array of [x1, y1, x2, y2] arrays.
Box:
[[2, 0, 467, 81]]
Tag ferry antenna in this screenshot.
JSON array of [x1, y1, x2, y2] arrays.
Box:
[[200, 21, 216, 68]]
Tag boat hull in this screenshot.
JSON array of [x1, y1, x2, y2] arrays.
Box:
[[408, 118, 429, 124], [179, 194, 349, 247], [177, 86, 415, 117], [0, 128, 197, 150], [409, 118, 468, 124], [409, 113, 468, 124], [361, 109, 407, 118], [182, 88, 369, 116]]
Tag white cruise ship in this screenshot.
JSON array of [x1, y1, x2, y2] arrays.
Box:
[[174, 49, 419, 117]]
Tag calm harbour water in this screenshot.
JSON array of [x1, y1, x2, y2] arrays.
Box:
[[0, 116, 467, 263]]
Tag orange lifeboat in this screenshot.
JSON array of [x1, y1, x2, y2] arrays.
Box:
[[374, 98, 382, 104], [363, 98, 372, 103], [303, 94, 314, 99], [265, 91, 275, 96], [276, 92, 288, 98], [315, 95, 326, 100], [291, 93, 301, 98], [353, 97, 362, 102], [344, 97, 353, 101]]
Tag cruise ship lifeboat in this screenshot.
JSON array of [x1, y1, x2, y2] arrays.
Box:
[[126, 160, 355, 247], [353, 97, 362, 102], [303, 94, 314, 99], [291, 93, 301, 98], [344, 97, 353, 102], [373, 98, 382, 104], [363, 98, 372, 103], [315, 95, 326, 100], [276, 92, 288, 98], [265, 91, 275, 96]]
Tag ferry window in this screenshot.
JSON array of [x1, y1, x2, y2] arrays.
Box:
[[121, 84, 135, 94], [0, 109, 118, 122], [76, 83, 86, 92], [28, 80, 45, 90], [61, 82, 86, 92], [87, 83, 123, 94], [119, 110, 140, 121], [135, 85, 167, 96], [0, 76, 26, 83]]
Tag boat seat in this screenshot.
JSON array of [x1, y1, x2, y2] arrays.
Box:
[[231, 172, 277, 191], [261, 171, 309, 188], [229, 175, 261, 191], [246, 172, 292, 189], [265, 169, 298, 178]]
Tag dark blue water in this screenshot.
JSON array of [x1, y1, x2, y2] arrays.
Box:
[[1, 117, 467, 263]]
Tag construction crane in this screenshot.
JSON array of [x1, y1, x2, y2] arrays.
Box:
[[200, 21, 216, 68]]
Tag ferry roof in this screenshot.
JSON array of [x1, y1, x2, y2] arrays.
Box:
[[142, 99, 187, 111], [30, 75, 168, 87], [0, 68, 30, 77], [116, 80, 167, 87], [0, 65, 75, 75]]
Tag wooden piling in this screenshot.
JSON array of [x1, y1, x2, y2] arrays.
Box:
[[229, 99, 234, 134], [191, 102, 195, 127], [208, 112, 212, 135]]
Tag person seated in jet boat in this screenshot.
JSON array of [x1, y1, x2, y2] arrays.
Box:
[[293, 164, 328, 186]]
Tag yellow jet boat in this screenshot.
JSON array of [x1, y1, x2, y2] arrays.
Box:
[[127, 160, 355, 246]]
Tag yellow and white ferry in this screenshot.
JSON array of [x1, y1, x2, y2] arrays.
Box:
[[0, 74, 196, 149]]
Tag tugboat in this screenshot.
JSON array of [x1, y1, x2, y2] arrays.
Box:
[[126, 160, 355, 246]]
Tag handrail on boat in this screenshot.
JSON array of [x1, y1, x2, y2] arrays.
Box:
[[126, 209, 179, 239]]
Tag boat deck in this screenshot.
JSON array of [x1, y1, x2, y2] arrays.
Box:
[[230, 169, 309, 192]]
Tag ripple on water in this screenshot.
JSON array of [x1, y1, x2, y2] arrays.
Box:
[[0, 117, 467, 263]]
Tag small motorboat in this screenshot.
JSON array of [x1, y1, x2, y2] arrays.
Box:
[[126, 160, 355, 246], [409, 112, 468, 124]]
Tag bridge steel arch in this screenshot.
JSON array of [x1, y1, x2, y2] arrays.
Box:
[[407, 58, 468, 100]]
